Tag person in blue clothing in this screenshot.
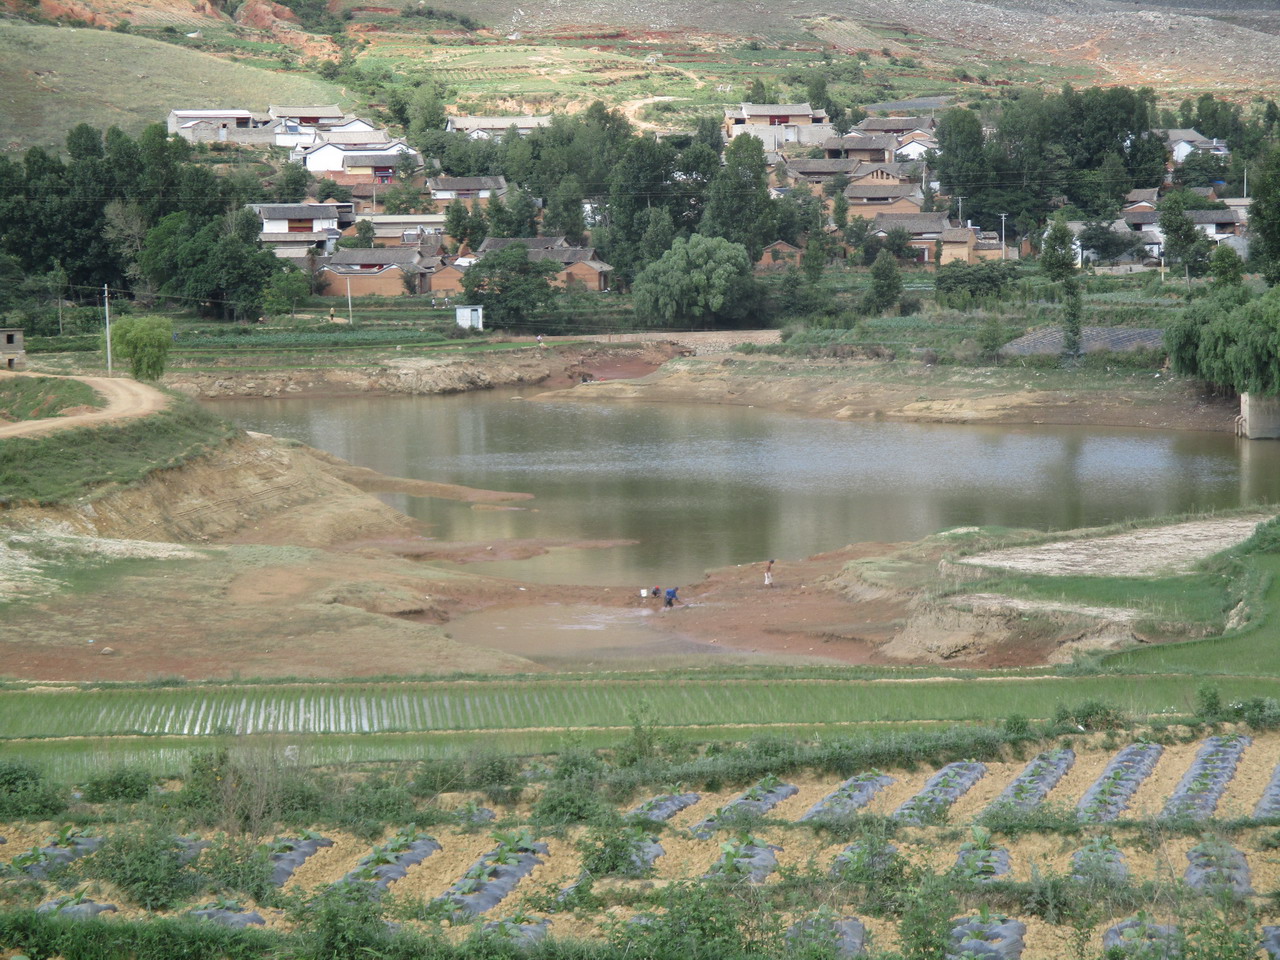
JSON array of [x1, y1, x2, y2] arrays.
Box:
[[664, 586, 680, 609]]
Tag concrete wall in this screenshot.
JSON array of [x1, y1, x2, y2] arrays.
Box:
[[1240, 393, 1280, 440]]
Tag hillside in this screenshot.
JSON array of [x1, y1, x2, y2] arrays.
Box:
[[0, 22, 348, 151]]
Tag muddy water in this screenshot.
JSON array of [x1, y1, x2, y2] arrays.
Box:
[[212, 390, 1280, 587]]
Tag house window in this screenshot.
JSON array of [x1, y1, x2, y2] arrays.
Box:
[[4, 333, 14, 344], [287, 219, 314, 233]]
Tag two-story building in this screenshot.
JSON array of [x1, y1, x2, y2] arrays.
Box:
[[248, 202, 353, 261], [722, 102, 834, 151]]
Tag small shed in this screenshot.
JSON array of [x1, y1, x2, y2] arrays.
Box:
[[0, 328, 26, 370], [455, 305, 484, 331]]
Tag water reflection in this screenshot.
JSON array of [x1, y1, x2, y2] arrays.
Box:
[[211, 392, 1280, 586]]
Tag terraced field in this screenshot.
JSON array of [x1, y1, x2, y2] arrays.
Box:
[[8, 733, 1280, 957]]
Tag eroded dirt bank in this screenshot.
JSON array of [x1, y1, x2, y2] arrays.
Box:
[[540, 353, 1240, 432], [163, 343, 683, 400]]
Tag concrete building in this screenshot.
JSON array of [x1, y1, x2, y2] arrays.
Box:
[[0, 328, 26, 370]]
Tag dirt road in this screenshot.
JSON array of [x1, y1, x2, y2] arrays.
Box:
[[0, 371, 169, 439]]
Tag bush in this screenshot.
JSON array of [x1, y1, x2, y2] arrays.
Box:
[[1052, 699, 1126, 731], [200, 835, 277, 905], [412, 757, 467, 796], [82, 766, 154, 803], [532, 780, 615, 828], [0, 761, 67, 819], [82, 826, 201, 910]]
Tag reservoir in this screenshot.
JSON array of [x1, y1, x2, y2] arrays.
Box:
[[212, 390, 1280, 587]]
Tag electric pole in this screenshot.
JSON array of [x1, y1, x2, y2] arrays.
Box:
[[103, 283, 112, 375], [999, 213, 1008, 259]]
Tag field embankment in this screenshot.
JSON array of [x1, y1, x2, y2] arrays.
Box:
[[0, 374, 102, 423], [547, 354, 1240, 432]]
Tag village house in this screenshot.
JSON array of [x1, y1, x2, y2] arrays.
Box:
[[871, 212, 952, 262], [722, 103, 834, 151], [939, 226, 1014, 265], [1156, 128, 1230, 165], [316, 241, 442, 297], [855, 116, 938, 138], [822, 133, 897, 163], [248, 202, 353, 261], [0, 328, 26, 370], [444, 115, 553, 139], [294, 139, 420, 180], [783, 158, 860, 185], [349, 213, 447, 246], [428, 175, 509, 206], [843, 182, 925, 216], [755, 240, 802, 271], [268, 104, 347, 127], [1122, 187, 1161, 211], [895, 131, 940, 161], [475, 238, 613, 291]]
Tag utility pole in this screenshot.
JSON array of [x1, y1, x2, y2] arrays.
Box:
[[346, 276, 354, 326], [955, 196, 966, 225], [103, 283, 112, 375], [999, 213, 1008, 259]]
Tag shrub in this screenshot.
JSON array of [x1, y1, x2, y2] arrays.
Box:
[[200, 835, 277, 905], [82, 826, 201, 910], [532, 780, 615, 828], [1053, 699, 1126, 731], [412, 757, 467, 796], [0, 761, 67, 819], [82, 766, 154, 803]]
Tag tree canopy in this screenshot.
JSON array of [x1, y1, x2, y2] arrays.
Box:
[[631, 235, 756, 329], [460, 243, 558, 327]]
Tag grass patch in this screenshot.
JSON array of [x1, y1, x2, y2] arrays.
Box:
[[0, 376, 102, 422], [0, 396, 236, 503]]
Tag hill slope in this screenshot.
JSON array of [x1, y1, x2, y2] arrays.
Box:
[[0, 22, 348, 151]]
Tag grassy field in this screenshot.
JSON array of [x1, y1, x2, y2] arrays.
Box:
[[0, 22, 347, 151], [0, 376, 102, 421], [0, 395, 235, 502]]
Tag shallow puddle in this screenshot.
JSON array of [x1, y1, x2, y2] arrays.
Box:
[[446, 603, 749, 668]]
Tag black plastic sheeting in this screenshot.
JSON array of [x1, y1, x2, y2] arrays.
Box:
[[786, 915, 868, 957], [23, 836, 104, 879], [341, 837, 442, 890], [988, 749, 1075, 812], [628, 792, 700, 823], [706, 842, 779, 883], [269, 836, 334, 886], [36, 898, 118, 919], [1103, 917, 1180, 958], [481, 917, 550, 947], [188, 907, 267, 928], [1261, 925, 1280, 959], [1077, 743, 1164, 823], [954, 847, 1011, 883], [948, 916, 1026, 960], [691, 781, 798, 838], [1162, 736, 1250, 820], [435, 842, 550, 917], [800, 773, 894, 822], [1255, 763, 1280, 819], [894, 762, 986, 825], [1184, 841, 1251, 896]]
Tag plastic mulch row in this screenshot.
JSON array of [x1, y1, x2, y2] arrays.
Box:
[[690, 781, 798, 838], [188, 907, 266, 928], [1103, 917, 1179, 958], [435, 843, 550, 917], [947, 915, 1026, 960], [893, 762, 987, 825], [830, 840, 898, 879], [988, 749, 1075, 812], [1255, 762, 1280, 819], [36, 899, 118, 919], [706, 842, 779, 883], [341, 837, 442, 890], [1071, 845, 1128, 883], [1161, 735, 1251, 820], [23, 836, 104, 879], [954, 847, 1011, 883], [269, 836, 334, 886], [799, 773, 894, 822], [1184, 841, 1252, 896], [1076, 742, 1164, 823]]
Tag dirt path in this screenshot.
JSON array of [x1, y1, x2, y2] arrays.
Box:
[[0, 371, 169, 438]]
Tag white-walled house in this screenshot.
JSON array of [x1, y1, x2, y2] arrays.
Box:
[[247, 202, 351, 260], [294, 140, 419, 174], [444, 115, 552, 139]]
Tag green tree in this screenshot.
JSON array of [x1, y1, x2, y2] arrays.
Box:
[[863, 248, 902, 313], [699, 134, 774, 261], [1160, 194, 1212, 278], [1209, 244, 1245, 288], [343, 220, 375, 249], [444, 200, 469, 244], [1041, 213, 1083, 355], [636, 206, 675, 269], [543, 175, 586, 245], [1251, 146, 1280, 285], [315, 178, 352, 203], [263, 267, 312, 318], [632, 234, 755, 329], [273, 162, 312, 203], [406, 81, 446, 152], [504, 186, 539, 238], [108, 314, 173, 380], [832, 191, 849, 230], [461, 243, 558, 327], [380, 182, 422, 215]]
